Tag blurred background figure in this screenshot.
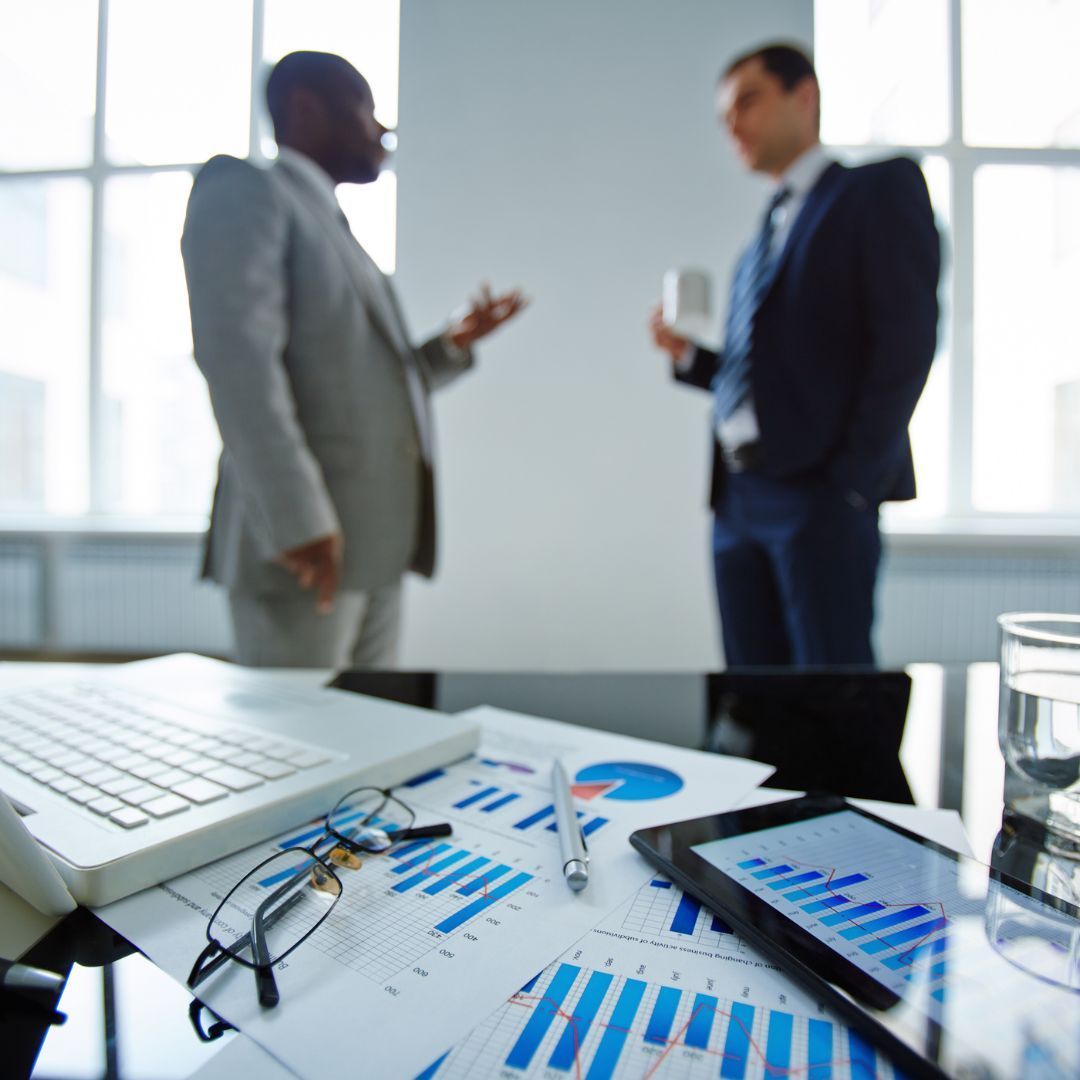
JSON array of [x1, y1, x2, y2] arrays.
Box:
[[650, 42, 939, 668], [182, 51, 526, 669]]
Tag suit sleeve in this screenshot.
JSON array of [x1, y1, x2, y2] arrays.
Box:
[[672, 345, 721, 392], [827, 159, 941, 503], [416, 333, 475, 391], [182, 157, 339, 558]]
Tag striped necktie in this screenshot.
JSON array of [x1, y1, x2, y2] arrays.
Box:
[[711, 185, 792, 426]]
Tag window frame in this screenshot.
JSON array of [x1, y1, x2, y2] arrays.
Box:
[[819, 0, 1080, 531]]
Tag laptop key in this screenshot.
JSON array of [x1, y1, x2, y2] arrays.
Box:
[[249, 759, 296, 780], [130, 760, 171, 781], [170, 777, 229, 805], [202, 765, 262, 792], [122, 784, 166, 807], [68, 786, 100, 805], [292, 750, 332, 769], [48, 775, 82, 794], [142, 794, 190, 819], [151, 768, 192, 789], [109, 807, 149, 828], [160, 747, 198, 767], [88, 796, 124, 816], [100, 775, 144, 797]]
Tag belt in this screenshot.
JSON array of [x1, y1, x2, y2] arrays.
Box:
[[720, 441, 762, 474]]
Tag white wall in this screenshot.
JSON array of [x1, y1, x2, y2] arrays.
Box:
[[394, 0, 813, 669]]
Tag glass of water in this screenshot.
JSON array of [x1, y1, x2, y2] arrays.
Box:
[[998, 613, 1080, 845]]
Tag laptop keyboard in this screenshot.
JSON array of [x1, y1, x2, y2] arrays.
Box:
[[0, 684, 334, 830]]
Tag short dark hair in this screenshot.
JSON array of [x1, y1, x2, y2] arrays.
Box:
[[722, 42, 817, 90], [265, 51, 366, 137]]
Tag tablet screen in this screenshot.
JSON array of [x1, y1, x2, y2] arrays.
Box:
[[691, 809, 1079, 1078]]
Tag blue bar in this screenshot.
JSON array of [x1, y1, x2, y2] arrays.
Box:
[[783, 873, 868, 900], [389, 838, 435, 861], [582, 817, 608, 836], [764, 1011, 792, 1077], [403, 767, 445, 788], [413, 1051, 448, 1080], [393, 850, 468, 893], [520, 972, 541, 994], [711, 914, 733, 934], [458, 863, 512, 896], [548, 971, 613, 1070], [802, 895, 850, 914], [720, 1001, 755, 1078], [482, 793, 520, 812], [860, 916, 948, 955], [651, 879, 672, 889], [737, 858, 766, 869], [881, 934, 948, 970], [435, 871, 532, 934], [258, 860, 312, 888], [931, 987, 945, 1003], [766, 870, 823, 891], [585, 979, 647, 1080], [278, 822, 330, 849], [422, 855, 489, 896], [505, 964, 580, 1069], [930, 961, 947, 980], [644, 986, 682, 1045], [848, 1030, 876, 1080], [546, 810, 584, 832], [671, 892, 702, 935], [807, 1018, 834, 1080], [684, 994, 717, 1049], [392, 842, 451, 873], [839, 905, 930, 941], [751, 864, 794, 880], [454, 785, 500, 809], [514, 805, 556, 830], [820, 901, 885, 927]]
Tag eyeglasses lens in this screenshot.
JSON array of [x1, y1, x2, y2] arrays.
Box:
[[210, 849, 341, 966], [326, 787, 415, 851]]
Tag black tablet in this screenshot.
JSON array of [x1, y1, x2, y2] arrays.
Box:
[[630, 794, 1080, 1080]]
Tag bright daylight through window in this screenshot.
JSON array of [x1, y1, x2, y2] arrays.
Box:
[[2, 1, 1078, 525], [0, 0, 399, 519]]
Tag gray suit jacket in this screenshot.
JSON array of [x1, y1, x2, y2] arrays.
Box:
[[181, 151, 472, 595]]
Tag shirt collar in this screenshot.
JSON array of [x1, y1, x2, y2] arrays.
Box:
[[274, 146, 341, 215], [777, 143, 833, 199]]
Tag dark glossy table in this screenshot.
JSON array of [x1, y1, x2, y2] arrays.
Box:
[[7, 664, 1067, 1079]]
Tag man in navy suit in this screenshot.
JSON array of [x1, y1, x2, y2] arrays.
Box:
[[650, 43, 940, 667]]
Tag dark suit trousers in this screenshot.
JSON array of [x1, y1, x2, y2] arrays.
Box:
[[712, 471, 881, 667]]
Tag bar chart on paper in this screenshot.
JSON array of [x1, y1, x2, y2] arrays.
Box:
[[621, 876, 745, 952], [190, 828, 547, 985], [418, 877, 900, 1080]]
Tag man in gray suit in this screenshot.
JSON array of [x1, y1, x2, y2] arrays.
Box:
[[182, 51, 525, 668]]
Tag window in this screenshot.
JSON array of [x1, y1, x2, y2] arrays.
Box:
[[816, 0, 1080, 522], [0, 0, 399, 519]]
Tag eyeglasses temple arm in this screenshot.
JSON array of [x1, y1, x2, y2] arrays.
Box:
[[399, 822, 452, 841]]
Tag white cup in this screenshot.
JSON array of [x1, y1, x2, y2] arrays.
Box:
[[662, 268, 712, 338]]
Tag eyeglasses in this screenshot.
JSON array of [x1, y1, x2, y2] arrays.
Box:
[[186, 786, 451, 1008]]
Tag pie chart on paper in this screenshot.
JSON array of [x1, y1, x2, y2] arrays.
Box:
[[572, 762, 684, 802]]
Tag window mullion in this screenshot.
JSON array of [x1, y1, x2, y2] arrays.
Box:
[[88, 0, 110, 514], [250, 0, 266, 161], [945, 0, 974, 518]]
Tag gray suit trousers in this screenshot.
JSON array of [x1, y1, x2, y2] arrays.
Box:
[[228, 583, 402, 670]]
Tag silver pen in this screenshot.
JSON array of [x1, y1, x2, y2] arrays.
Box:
[[552, 760, 589, 891]]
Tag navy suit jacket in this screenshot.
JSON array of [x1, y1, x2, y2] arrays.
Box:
[[677, 156, 940, 508]]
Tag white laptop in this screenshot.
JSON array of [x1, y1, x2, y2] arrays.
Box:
[[0, 654, 479, 910]]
